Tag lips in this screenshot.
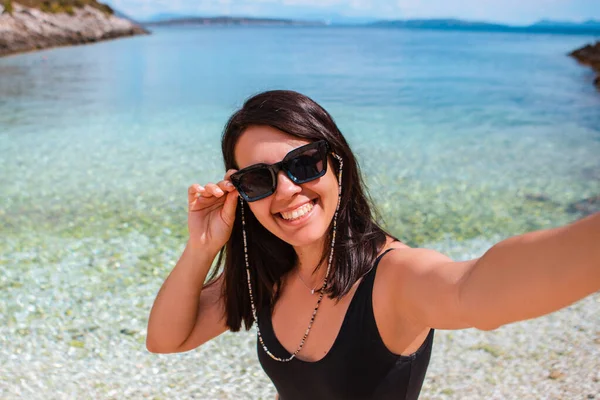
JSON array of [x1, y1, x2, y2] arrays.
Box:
[[277, 199, 317, 221], [280, 202, 314, 220]]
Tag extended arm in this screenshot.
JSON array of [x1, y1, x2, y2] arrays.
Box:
[[459, 211, 599, 330], [392, 212, 600, 331]]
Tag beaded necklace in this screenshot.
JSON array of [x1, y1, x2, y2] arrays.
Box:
[[241, 153, 343, 362]]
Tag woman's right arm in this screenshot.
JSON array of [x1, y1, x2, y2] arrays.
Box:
[[146, 170, 239, 353], [146, 243, 228, 353]]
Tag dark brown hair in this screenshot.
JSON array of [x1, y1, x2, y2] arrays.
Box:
[[207, 90, 395, 331]]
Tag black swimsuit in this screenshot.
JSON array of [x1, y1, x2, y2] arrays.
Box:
[[257, 249, 435, 400]]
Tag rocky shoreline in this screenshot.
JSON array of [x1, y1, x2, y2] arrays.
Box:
[[570, 41, 600, 89], [0, 2, 148, 57]]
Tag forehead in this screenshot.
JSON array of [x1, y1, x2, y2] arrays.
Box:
[[234, 125, 311, 169]]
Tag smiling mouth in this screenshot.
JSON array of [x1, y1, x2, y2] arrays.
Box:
[[278, 199, 317, 221]]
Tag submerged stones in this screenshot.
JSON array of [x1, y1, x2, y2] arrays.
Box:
[[523, 192, 600, 217], [566, 195, 600, 216]]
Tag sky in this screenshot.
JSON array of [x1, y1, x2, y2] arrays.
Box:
[[104, 0, 600, 25]]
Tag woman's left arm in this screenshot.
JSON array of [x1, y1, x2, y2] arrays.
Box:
[[392, 212, 600, 331], [459, 211, 600, 330]]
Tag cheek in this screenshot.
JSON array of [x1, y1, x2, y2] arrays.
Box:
[[247, 201, 275, 226], [317, 172, 340, 204]]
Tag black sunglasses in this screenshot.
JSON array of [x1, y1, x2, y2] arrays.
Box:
[[231, 140, 334, 202]]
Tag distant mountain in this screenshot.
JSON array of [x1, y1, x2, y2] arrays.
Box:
[[141, 14, 600, 33], [291, 13, 378, 25], [532, 19, 600, 28], [113, 9, 144, 25], [370, 18, 600, 34], [371, 18, 508, 30], [146, 13, 189, 22], [143, 15, 325, 27], [146, 12, 376, 26]]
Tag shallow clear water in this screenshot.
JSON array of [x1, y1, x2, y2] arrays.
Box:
[[1, 27, 599, 247], [1, 26, 599, 400]]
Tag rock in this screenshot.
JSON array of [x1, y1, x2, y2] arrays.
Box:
[[548, 369, 565, 380], [571, 42, 600, 67], [525, 193, 552, 202], [566, 195, 600, 216], [0, 2, 149, 57], [119, 328, 138, 336], [570, 42, 600, 89]]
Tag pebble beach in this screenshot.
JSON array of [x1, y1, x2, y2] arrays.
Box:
[[1, 25, 599, 399], [1, 231, 599, 399]]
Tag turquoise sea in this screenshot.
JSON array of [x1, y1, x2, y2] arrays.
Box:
[[1, 26, 599, 398], [2, 27, 600, 246]]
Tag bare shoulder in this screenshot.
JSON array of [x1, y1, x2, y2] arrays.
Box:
[[376, 240, 475, 329], [380, 240, 454, 273], [371, 241, 444, 353], [375, 244, 452, 307]]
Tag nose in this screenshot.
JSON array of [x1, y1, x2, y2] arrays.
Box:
[[274, 170, 302, 200]]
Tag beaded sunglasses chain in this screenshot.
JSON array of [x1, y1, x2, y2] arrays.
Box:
[[240, 153, 344, 363]]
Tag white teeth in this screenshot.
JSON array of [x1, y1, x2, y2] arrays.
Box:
[[281, 201, 314, 221]]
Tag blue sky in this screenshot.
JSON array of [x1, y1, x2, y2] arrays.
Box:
[[105, 0, 600, 24]]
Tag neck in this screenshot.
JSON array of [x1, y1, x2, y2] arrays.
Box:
[[293, 235, 329, 284]]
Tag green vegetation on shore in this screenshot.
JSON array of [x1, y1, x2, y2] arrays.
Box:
[[2, 0, 12, 13], [2, 0, 113, 15]]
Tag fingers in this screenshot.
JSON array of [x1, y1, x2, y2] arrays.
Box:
[[221, 189, 239, 227], [191, 183, 226, 199], [224, 169, 238, 181], [188, 183, 205, 200], [188, 181, 236, 204], [219, 169, 239, 194], [215, 169, 238, 193], [204, 183, 225, 197], [188, 169, 239, 204]]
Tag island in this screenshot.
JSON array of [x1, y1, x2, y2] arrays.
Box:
[[0, 0, 148, 57], [142, 16, 325, 27], [570, 42, 600, 89], [369, 18, 600, 35]]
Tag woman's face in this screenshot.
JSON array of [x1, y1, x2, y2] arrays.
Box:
[[234, 125, 339, 248]]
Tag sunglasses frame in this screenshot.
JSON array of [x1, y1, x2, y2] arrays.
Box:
[[231, 140, 332, 202]]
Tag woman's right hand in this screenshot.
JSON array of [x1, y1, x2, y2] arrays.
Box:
[[187, 169, 239, 252]]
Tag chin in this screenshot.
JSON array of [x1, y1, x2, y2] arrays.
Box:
[[278, 224, 330, 248]]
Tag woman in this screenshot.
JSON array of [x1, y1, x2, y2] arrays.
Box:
[[146, 90, 600, 400]]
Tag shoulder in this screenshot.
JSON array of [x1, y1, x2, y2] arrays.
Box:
[[378, 240, 453, 274], [376, 245, 453, 306], [375, 237, 460, 289], [376, 241, 477, 329]]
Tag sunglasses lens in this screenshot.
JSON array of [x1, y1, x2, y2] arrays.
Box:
[[237, 168, 273, 200], [235, 141, 329, 201], [287, 147, 325, 182]]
